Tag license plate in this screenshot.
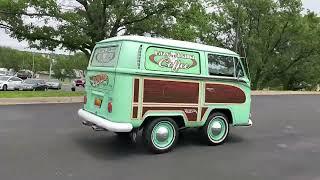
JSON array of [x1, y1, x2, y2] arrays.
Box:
[[94, 98, 102, 107]]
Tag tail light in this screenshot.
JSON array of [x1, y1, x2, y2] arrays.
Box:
[[108, 102, 112, 113], [84, 96, 87, 104]]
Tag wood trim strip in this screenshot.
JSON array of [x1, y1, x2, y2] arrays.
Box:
[[142, 107, 198, 121], [133, 79, 139, 103]]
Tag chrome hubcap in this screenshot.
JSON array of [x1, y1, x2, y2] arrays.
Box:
[[156, 126, 169, 142], [211, 121, 222, 135]]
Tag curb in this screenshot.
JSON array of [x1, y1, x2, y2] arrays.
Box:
[[251, 91, 320, 95], [0, 97, 83, 105], [0, 91, 320, 105]]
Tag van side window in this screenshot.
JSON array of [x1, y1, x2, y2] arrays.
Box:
[[91, 46, 118, 67], [208, 54, 234, 77]]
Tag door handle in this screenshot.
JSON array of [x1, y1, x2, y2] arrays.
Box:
[[206, 88, 215, 93]]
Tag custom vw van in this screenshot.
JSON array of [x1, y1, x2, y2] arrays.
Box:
[[78, 36, 252, 153]]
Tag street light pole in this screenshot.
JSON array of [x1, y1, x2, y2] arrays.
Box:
[[49, 55, 52, 80], [32, 53, 35, 78]]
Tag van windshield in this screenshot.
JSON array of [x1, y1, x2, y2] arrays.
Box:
[[90, 46, 119, 67]]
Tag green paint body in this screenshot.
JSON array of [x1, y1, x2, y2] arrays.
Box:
[[83, 37, 252, 130]]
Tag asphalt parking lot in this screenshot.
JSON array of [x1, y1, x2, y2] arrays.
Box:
[[0, 95, 320, 180]]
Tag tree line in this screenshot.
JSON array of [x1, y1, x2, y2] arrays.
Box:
[[0, 47, 88, 80], [0, 0, 319, 90]]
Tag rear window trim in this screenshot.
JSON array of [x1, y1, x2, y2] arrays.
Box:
[[90, 44, 120, 68]]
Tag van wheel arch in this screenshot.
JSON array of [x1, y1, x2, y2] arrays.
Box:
[[140, 115, 186, 130], [207, 108, 233, 125]]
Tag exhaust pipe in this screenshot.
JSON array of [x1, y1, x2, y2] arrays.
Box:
[[92, 125, 106, 131], [82, 120, 94, 126]]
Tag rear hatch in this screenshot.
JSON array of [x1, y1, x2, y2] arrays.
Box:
[[84, 44, 120, 120]]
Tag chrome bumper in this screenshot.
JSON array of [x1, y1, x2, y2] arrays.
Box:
[[78, 109, 133, 132], [233, 119, 253, 127]]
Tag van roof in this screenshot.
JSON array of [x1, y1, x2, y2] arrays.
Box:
[[99, 36, 238, 56]]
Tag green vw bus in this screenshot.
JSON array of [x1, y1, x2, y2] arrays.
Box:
[[78, 36, 252, 153]]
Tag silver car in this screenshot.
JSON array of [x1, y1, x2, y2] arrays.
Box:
[[46, 79, 62, 90], [0, 76, 23, 91]]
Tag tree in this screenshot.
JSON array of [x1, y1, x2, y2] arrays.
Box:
[[206, 0, 320, 90], [0, 47, 50, 72], [0, 0, 203, 59], [51, 52, 88, 80]]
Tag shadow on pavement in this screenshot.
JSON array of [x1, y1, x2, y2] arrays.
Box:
[[72, 128, 245, 159]]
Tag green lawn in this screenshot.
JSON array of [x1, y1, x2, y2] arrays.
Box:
[[0, 91, 84, 98]]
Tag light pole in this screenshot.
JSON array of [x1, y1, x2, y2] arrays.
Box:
[[32, 52, 35, 77]]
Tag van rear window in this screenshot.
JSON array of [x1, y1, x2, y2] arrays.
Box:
[[91, 46, 118, 67]]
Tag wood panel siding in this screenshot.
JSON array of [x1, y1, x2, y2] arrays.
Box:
[[205, 84, 246, 104], [132, 106, 138, 119], [133, 79, 139, 103], [143, 79, 199, 104]]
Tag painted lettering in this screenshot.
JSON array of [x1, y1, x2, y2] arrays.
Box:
[[89, 74, 108, 87]]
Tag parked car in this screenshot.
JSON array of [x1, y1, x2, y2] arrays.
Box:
[[17, 70, 33, 80], [7, 69, 16, 76], [46, 79, 62, 90], [292, 81, 312, 91], [0, 76, 23, 91], [19, 79, 48, 91], [74, 78, 85, 87], [0, 70, 8, 76], [71, 78, 85, 91]]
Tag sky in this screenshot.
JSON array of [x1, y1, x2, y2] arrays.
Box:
[[0, 0, 319, 54]]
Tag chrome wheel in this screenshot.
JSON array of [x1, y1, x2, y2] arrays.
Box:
[[143, 117, 179, 153], [207, 116, 228, 143], [202, 112, 229, 145], [151, 121, 175, 150]]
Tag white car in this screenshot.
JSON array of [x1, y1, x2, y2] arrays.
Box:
[[0, 76, 23, 91], [0, 70, 7, 76]]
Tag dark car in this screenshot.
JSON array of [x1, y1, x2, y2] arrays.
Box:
[[71, 78, 85, 91], [17, 70, 33, 80], [292, 81, 312, 91], [19, 79, 48, 91]]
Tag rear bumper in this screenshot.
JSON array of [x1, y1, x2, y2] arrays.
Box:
[[78, 109, 133, 132], [234, 119, 253, 127]]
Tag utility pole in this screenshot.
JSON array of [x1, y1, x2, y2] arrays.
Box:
[[32, 52, 35, 78], [235, 0, 241, 54], [49, 54, 52, 80]]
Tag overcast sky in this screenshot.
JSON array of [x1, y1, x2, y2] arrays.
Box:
[[0, 0, 319, 54]]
